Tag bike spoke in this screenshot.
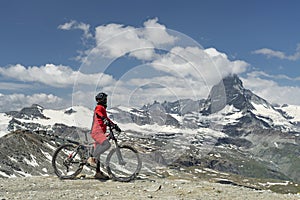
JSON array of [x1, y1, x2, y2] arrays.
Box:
[[52, 144, 84, 179], [106, 146, 142, 182]]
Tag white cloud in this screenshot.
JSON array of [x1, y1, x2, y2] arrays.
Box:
[[242, 73, 300, 106], [5, 18, 299, 113], [142, 18, 177, 46], [71, 72, 210, 109], [94, 18, 177, 60], [247, 71, 300, 81], [151, 46, 249, 86], [0, 82, 32, 90], [94, 23, 154, 59], [0, 64, 115, 88], [58, 20, 76, 30], [58, 20, 94, 61], [71, 18, 250, 108], [253, 44, 300, 61], [66, 18, 248, 92], [0, 93, 65, 112], [122, 75, 209, 106], [58, 20, 93, 39], [252, 48, 286, 59], [38, 19, 259, 111], [113, 47, 248, 106]]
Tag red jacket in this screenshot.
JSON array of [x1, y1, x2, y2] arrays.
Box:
[[90, 104, 113, 144]]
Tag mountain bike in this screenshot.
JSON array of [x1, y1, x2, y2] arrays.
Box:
[[51, 124, 142, 182]]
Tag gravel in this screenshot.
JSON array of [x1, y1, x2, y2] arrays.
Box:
[[0, 176, 300, 200]]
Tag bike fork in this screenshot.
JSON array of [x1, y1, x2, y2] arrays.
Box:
[[116, 147, 126, 165]]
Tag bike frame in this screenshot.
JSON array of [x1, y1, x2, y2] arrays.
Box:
[[81, 124, 126, 166]]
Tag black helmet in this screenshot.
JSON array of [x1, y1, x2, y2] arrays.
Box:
[[95, 92, 107, 107]]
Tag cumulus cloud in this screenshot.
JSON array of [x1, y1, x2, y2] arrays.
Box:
[[94, 18, 177, 60], [253, 44, 300, 61], [0, 64, 115, 88], [38, 18, 251, 108], [142, 17, 178, 46], [111, 46, 249, 107], [151, 46, 249, 86], [92, 18, 248, 88], [59, 18, 177, 61], [70, 18, 250, 108], [0, 93, 65, 112], [242, 73, 300, 106], [62, 18, 248, 87]]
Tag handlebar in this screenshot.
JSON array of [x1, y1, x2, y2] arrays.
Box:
[[107, 124, 122, 142]]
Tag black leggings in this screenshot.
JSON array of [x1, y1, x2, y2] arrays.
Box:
[[92, 140, 111, 161]]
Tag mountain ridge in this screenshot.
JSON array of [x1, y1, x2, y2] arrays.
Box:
[[0, 74, 299, 186]]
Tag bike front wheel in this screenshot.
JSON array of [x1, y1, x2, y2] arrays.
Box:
[[52, 143, 84, 179], [106, 145, 142, 182]]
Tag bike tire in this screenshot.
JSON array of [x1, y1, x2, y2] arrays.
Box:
[[52, 143, 84, 179], [106, 145, 142, 182]]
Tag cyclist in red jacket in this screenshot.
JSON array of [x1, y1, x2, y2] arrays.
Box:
[[88, 92, 121, 179]]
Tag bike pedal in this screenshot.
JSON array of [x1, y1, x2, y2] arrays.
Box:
[[75, 174, 86, 179]]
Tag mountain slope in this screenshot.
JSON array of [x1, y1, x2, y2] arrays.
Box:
[[0, 130, 60, 178]]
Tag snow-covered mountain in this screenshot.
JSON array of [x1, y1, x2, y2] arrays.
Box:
[[0, 74, 299, 183], [0, 104, 93, 140], [1, 74, 299, 138], [201, 74, 299, 133]]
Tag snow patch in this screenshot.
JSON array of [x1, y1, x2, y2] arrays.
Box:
[[15, 170, 32, 177], [45, 142, 57, 151], [24, 155, 39, 167], [40, 149, 52, 161], [252, 102, 293, 129], [205, 105, 243, 126], [0, 113, 11, 138], [278, 104, 300, 122], [16, 105, 93, 130], [8, 156, 18, 162], [0, 171, 11, 178], [259, 181, 290, 186]]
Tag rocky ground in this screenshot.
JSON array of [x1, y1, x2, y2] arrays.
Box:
[[0, 175, 299, 200]]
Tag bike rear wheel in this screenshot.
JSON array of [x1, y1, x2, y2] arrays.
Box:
[[52, 143, 84, 179], [106, 145, 142, 182]]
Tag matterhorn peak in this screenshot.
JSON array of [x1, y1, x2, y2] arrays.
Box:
[[203, 74, 267, 114]]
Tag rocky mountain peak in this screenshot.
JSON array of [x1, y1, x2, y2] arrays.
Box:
[[223, 74, 244, 90], [203, 74, 266, 114], [5, 104, 48, 120], [64, 107, 77, 115]]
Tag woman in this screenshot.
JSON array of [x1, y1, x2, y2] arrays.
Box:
[[88, 92, 121, 179]]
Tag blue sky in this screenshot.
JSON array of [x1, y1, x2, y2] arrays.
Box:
[[0, 0, 300, 111]]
